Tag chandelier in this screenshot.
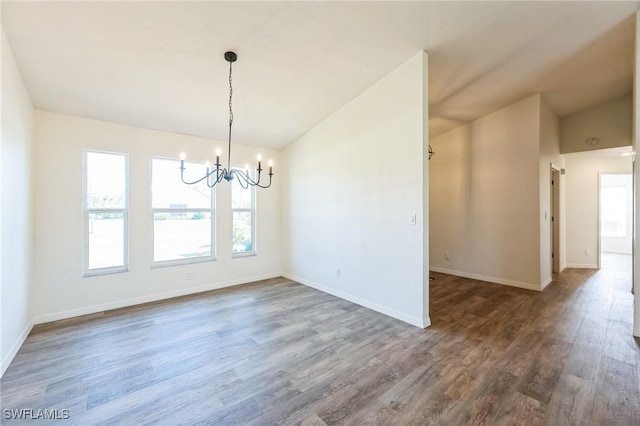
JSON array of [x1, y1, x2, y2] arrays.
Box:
[[428, 145, 434, 160], [180, 51, 273, 189]]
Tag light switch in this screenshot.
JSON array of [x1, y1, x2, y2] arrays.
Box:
[[409, 213, 417, 225]]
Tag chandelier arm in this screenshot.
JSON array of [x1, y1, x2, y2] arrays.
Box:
[[205, 168, 224, 188], [234, 170, 250, 190], [241, 170, 261, 187], [244, 171, 273, 188], [181, 168, 213, 185], [254, 174, 273, 189]]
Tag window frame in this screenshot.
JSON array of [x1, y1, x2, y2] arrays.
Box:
[[83, 149, 129, 277], [231, 167, 256, 258], [151, 156, 216, 267]]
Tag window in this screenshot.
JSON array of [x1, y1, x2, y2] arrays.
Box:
[[601, 185, 627, 238], [84, 151, 128, 275], [152, 158, 214, 264], [231, 168, 255, 256]]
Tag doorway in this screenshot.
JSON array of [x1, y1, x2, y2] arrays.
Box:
[[599, 173, 633, 268]]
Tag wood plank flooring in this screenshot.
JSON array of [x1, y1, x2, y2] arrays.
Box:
[[2, 254, 639, 425]]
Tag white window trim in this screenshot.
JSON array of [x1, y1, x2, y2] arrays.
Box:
[[151, 157, 216, 266], [231, 167, 256, 258], [83, 150, 129, 277]]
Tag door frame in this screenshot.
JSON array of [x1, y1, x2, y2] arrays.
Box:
[[551, 164, 561, 274]]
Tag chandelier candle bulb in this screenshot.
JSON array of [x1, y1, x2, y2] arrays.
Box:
[[215, 148, 221, 165], [268, 160, 273, 174]]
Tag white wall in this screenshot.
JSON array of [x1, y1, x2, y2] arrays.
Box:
[[429, 95, 542, 290], [33, 111, 281, 322], [564, 153, 632, 267], [600, 174, 632, 255], [282, 52, 429, 328], [1, 31, 34, 376], [539, 97, 564, 287], [560, 94, 632, 154], [633, 10, 640, 338]]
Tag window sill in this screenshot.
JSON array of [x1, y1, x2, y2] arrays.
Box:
[[151, 256, 216, 269], [232, 252, 256, 259], [84, 267, 128, 277]]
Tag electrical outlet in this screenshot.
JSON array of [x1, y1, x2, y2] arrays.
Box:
[[445, 251, 450, 261], [336, 267, 341, 278], [409, 213, 417, 225], [186, 272, 193, 280], [585, 249, 590, 256]]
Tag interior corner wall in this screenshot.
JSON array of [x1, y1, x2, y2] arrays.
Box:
[[564, 154, 632, 268], [281, 51, 429, 328], [539, 97, 564, 287], [1, 30, 34, 377], [633, 9, 640, 338], [32, 111, 282, 322], [429, 94, 542, 290], [560, 94, 632, 154]]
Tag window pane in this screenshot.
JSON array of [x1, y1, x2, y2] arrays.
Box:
[[231, 170, 252, 209], [154, 212, 211, 262], [87, 152, 125, 209], [233, 211, 253, 253], [601, 186, 626, 237], [88, 213, 124, 269], [153, 159, 211, 209]]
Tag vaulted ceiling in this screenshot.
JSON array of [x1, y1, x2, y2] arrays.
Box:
[[2, 1, 637, 149]]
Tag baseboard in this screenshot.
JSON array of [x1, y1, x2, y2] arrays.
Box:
[[541, 276, 552, 290], [33, 273, 281, 325], [560, 263, 567, 273], [429, 266, 541, 291], [565, 263, 598, 269], [283, 273, 429, 329], [1, 319, 34, 378]]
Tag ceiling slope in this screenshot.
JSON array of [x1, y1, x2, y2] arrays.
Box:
[[2, 1, 638, 148]]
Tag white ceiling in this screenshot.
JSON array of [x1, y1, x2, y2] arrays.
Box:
[[2, 1, 638, 149]]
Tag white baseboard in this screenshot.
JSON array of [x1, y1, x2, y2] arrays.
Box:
[[283, 273, 430, 329], [1, 319, 34, 378], [541, 276, 552, 290], [429, 266, 541, 291], [33, 273, 282, 324], [565, 263, 599, 269], [560, 263, 567, 273]]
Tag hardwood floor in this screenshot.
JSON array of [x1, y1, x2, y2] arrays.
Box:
[[2, 255, 639, 425]]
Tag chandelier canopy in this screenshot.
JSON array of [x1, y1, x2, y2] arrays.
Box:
[[180, 51, 273, 189]]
